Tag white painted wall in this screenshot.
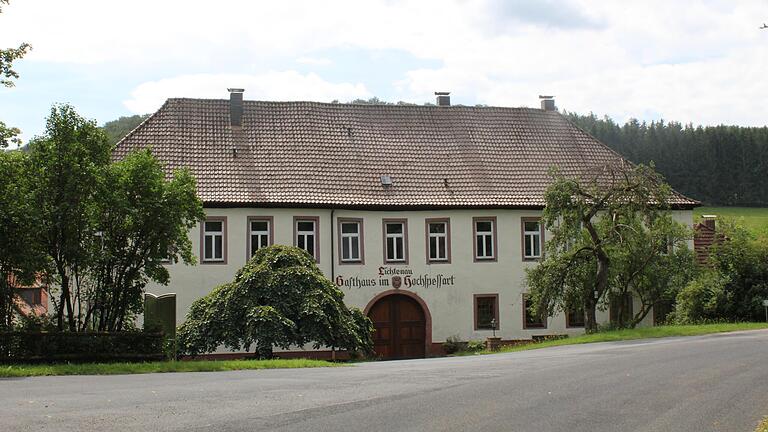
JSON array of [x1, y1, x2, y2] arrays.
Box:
[[148, 208, 694, 346]]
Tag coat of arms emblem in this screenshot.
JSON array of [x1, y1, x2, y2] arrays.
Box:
[[391, 276, 402, 289]]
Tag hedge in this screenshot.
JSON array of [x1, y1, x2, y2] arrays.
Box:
[[0, 331, 165, 364]]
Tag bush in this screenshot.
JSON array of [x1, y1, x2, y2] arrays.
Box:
[[466, 340, 485, 353], [0, 331, 164, 363], [442, 335, 465, 354], [177, 245, 373, 358], [674, 271, 730, 324]]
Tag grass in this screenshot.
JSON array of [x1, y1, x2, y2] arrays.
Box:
[[694, 206, 768, 238], [462, 322, 768, 356], [756, 417, 768, 432], [0, 358, 341, 378]]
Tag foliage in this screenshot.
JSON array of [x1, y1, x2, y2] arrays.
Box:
[[102, 114, 150, 146], [21, 105, 202, 332], [0, 0, 31, 147], [466, 340, 485, 353], [526, 162, 676, 331], [0, 358, 340, 377], [86, 149, 203, 331], [673, 271, 730, 324], [0, 150, 44, 329], [177, 245, 374, 358], [442, 334, 464, 354], [26, 105, 112, 331], [567, 112, 768, 207], [605, 213, 697, 328], [0, 0, 30, 88], [0, 331, 165, 363]]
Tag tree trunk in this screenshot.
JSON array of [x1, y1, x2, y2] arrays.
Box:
[[585, 298, 598, 333]]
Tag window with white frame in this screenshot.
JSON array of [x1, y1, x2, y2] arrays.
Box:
[[249, 219, 271, 257], [295, 219, 317, 259], [340, 220, 362, 262], [203, 220, 225, 262], [474, 218, 495, 260], [384, 220, 406, 263], [523, 219, 542, 259], [427, 220, 449, 262]]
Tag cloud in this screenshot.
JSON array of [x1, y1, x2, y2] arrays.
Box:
[[123, 71, 371, 113], [296, 57, 333, 66], [3, 0, 768, 128]]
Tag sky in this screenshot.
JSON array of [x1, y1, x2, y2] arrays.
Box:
[[1, 0, 768, 144]]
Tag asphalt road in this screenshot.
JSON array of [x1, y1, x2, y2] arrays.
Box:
[[2, 330, 768, 432]]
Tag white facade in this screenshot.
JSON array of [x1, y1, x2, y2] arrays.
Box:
[[150, 207, 694, 355]]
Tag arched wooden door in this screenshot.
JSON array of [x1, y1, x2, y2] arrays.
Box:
[[367, 294, 426, 359]]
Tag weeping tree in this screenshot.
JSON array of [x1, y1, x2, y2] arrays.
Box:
[[177, 245, 374, 358], [526, 162, 680, 332]]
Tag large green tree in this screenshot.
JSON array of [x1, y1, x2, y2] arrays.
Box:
[[177, 245, 374, 358], [86, 149, 203, 331], [603, 213, 696, 327], [526, 162, 676, 332], [0, 151, 44, 329], [27, 105, 110, 331]]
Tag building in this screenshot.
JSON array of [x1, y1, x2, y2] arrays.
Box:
[[114, 90, 698, 359]]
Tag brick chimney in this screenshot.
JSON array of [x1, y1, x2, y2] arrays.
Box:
[[228, 88, 244, 127], [539, 95, 556, 111], [435, 92, 451, 107]]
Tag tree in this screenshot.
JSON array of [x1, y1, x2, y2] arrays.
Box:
[[526, 162, 674, 332], [604, 213, 697, 327], [26, 105, 111, 331], [85, 149, 203, 331], [0, 151, 44, 329], [177, 245, 374, 358], [102, 114, 150, 146], [0, 0, 32, 147]]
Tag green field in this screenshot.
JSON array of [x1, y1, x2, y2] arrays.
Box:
[[694, 207, 768, 238], [463, 323, 768, 357], [0, 358, 341, 378]]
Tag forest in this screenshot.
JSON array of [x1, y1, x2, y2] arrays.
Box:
[[566, 112, 768, 207]]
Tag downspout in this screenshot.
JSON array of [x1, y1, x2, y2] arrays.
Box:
[[330, 208, 336, 361], [330, 208, 335, 282]]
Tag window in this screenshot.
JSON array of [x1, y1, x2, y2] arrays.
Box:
[[473, 217, 497, 261], [201, 218, 226, 263], [248, 217, 273, 258], [339, 219, 363, 263], [522, 218, 543, 260], [523, 294, 546, 329], [383, 219, 408, 263], [474, 294, 499, 330], [566, 305, 585, 328], [426, 219, 450, 263], [294, 217, 319, 261]]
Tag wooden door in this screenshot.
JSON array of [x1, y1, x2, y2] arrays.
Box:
[[368, 295, 426, 359]]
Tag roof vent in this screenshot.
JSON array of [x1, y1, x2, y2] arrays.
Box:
[[228, 88, 244, 127], [435, 92, 451, 107], [380, 175, 393, 187], [539, 95, 556, 111]]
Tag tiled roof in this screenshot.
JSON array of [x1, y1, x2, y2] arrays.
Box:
[[113, 99, 699, 209]]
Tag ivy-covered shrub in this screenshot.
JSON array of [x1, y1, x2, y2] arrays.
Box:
[[176, 245, 373, 358], [0, 331, 164, 363], [442, 335, 464, 354]]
